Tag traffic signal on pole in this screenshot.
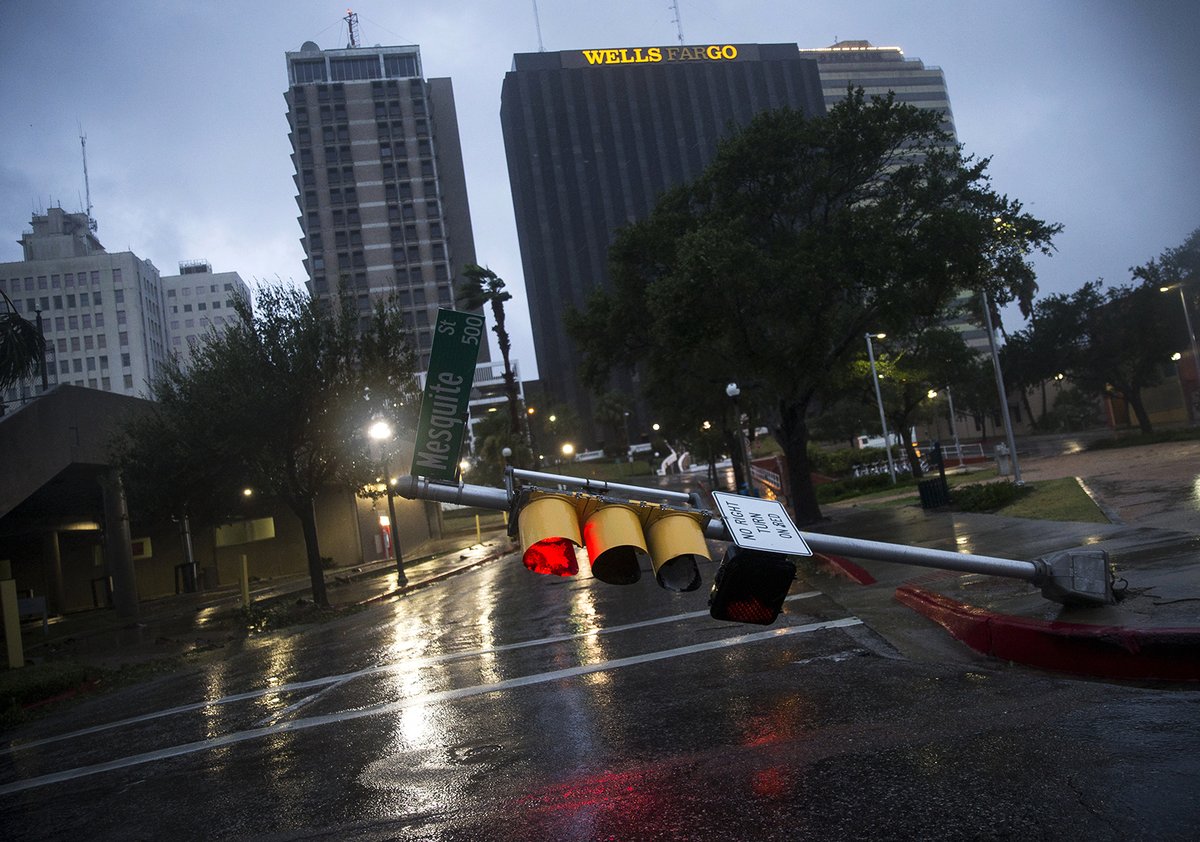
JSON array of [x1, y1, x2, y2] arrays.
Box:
[[708, 545, 797, 625], [514, 489, 707, 592]]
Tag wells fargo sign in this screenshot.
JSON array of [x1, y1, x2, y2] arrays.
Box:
[[569, 44, 748, 67]]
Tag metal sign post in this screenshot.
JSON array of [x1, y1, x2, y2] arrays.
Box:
[[394, 474, 1114, 607]]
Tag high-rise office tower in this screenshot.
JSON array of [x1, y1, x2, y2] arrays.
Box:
[[0, 207, 169, 411], [800, 40, 957, 139], [284, 40, 481, 370], [802, 41, 987, 350], [501, 44, 826, 446]]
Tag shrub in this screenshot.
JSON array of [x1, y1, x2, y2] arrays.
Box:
[[951, 482, 1032, 513], [815, 472, 902, 503]]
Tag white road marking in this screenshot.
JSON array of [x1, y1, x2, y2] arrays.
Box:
[[2, 592, 824, 756], [0, 615, 861, 796]]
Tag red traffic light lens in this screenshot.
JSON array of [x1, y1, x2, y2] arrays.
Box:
[[524, 537, 580, 577], [708, 546, 797, 625]]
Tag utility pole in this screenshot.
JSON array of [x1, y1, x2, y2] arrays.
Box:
[[981, 290, 1022, 483]]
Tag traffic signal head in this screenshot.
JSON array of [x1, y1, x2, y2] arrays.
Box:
[[580, 501, 647, 585], [514, 489, 708, 591], [708, 545, 797, 625], [643, 509, 706, 592]]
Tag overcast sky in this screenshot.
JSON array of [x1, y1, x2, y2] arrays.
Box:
[[2, 1, 1197, 379]]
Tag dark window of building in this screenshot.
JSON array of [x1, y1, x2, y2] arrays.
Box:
[[330, 56, 381, 81], [384, 54, 418, 77], [293, 59, 326, 83]]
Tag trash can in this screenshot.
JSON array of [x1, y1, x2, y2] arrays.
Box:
[[917, 477, 950, 509], [995, 444, 1011, 476]]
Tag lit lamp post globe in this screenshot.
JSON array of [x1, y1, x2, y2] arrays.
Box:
[[368, 420, 392, 443], [561, 442, 575, 463], [366, 419, 406, 585]]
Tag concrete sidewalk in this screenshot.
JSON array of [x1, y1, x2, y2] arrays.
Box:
[[13, 529, 514, 672], [812, 441, 1200, 682]]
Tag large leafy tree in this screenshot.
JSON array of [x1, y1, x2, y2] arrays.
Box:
[[569, 92, 1059, 523], [0, 291, 46, 411], [458, 265, 521, 437], [1133, 228, 1200, 289], [114, 284, 419, 606], [1002, 290, 1088, 428], [1028, 280, 1179, 434]]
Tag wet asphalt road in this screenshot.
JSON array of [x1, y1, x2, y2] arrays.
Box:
[[3, 546, 1199, 841]]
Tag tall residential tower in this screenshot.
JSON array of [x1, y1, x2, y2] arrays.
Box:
[[284, 40, 481, 369]]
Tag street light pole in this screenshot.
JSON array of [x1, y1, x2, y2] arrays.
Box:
[[368, 420, 408, 586], [945, 385, 964, 467], [383, 464, 407, 586], [865, 333, 897, 484], [725, 382, 753, 494], [979, 290, 1023, 484]]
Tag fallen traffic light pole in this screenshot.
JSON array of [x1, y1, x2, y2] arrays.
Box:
[[394, 469, 1115, 623]]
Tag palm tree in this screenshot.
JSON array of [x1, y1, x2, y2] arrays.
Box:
[[0, 290, 46, 412], [457, 264, 521, 435]]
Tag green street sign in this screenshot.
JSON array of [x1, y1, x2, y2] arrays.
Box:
[[410, 308, 485, 480]]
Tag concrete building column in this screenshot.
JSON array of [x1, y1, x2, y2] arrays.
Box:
[[99, 469, 139, 620], [42, 530, 67, 615]]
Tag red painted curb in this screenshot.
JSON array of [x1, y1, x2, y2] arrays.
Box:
[[814, 552, 877, 585], [896, 585, 1200, 682]]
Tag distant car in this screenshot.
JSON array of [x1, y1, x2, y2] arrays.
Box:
[[854, 428, 918, 450]]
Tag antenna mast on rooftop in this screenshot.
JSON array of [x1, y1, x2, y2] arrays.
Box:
[[532, 0, 545, 52], [79, 127, 97, 234], [669, 0, 684, 45], [345, 8, 360, 48]]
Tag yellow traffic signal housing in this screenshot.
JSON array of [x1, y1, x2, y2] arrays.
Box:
[[514, 489, 708, 592], [643, 509, 708, 592]]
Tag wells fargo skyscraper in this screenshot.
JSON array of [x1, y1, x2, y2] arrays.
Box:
[[500, 44, 825, 446]]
